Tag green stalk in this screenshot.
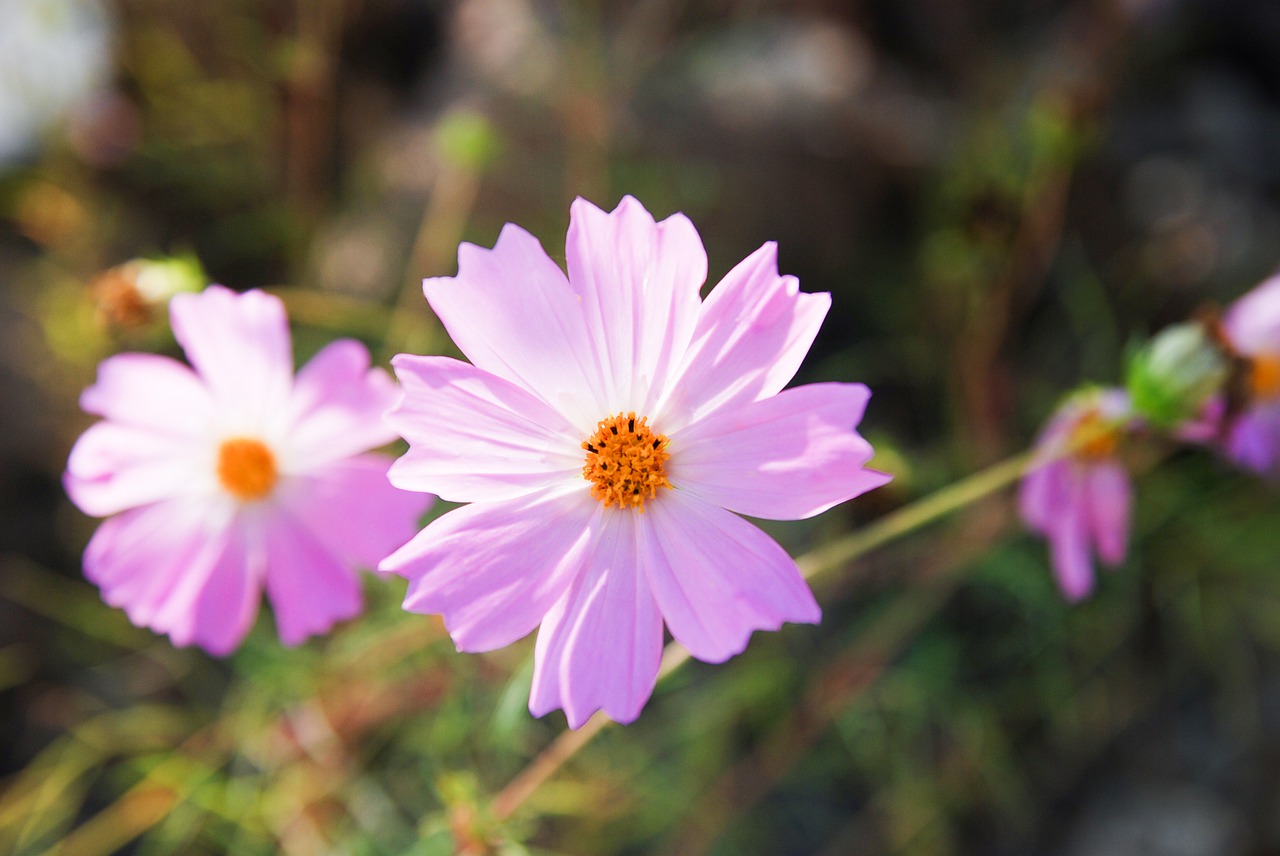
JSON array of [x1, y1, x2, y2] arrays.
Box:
[[491, 448, 1041, 822]]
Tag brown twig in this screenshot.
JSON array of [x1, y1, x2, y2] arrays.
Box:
[[491, 713, 611, 822]]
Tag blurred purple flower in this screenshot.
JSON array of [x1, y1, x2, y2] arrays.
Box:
[[1019, 389, 1133, 602], [381, 196, 891, 728], [1219, 274, 1280, 474], [65, 286, 429, 654]]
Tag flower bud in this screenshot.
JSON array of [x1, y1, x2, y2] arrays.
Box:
[[90, 255, 206, 330], [1124, 321, 1229, 430]]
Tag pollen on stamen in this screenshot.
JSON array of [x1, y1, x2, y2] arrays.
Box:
[[1250, 354, 1280, 401], [1069, 410, 1120, 460], [581, 411, 672, 511], [217, 437, 278, 502]]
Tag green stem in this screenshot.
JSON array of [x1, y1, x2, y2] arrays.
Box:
[[490, 448, 1041, 822], [796, 449, 1038, 581]]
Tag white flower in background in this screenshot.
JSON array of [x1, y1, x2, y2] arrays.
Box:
[[0, 0, 112, 165]]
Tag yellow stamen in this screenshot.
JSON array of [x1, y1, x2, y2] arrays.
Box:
[[581, 412, 672, 512], [1249, 354, 1280, 400], [217, 438, 278, 501], [1070, 410, 1119, 460]]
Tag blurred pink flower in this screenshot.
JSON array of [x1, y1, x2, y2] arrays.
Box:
[[65, 285, 429, 654], [1219, 274, 1280, 474], [382, 196, 891, 728], [1019, 388, 1133, 602]]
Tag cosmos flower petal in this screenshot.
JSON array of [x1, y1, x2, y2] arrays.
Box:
[[1227, 406, 1280, 474], [1213, 276, 1280, 473], [640, 491, 820, 663], [84, 496, 237, 634], [177, 526, 261, 656], [69, 286, 427, 655], [529, 513, 664, 729], [424, 223, 607, 427], [264, 508, 364, 646], [65, 422, 208, 516], [383, 489, 598, 653], [1087, 462, 1130, 566], [1223, 273, 1280, 355], [382, 199, 890, 726], [147, 523, 254, 652], [169, 285, 293, 421], [286, 339, 401, 466], [274, 455, 430, 571], [87, 495, 259, 655], [1017, 460, 1061, 532], [386, 355, 583, 502], [669, 382, 890, 520], [1019, 388, 1134, 602], [80, 353, 213, 437], [660, 243, 831, 431], [566, 196, 705, 415], [1047, 496, 1095, 602]]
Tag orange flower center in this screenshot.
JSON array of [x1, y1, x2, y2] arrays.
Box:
[[1069, 410, 1119, 460], [581, 412, 672, 512], [1249, 354, 1280, 401], [217, 437, 278, 501]]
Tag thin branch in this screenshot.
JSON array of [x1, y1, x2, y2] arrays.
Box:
[[488, 448, 1039, 822]]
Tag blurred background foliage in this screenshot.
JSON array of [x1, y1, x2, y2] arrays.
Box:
[[3, 0, 1280, 853]]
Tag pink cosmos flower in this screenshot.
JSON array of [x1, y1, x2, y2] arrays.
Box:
[[1218, 274, 1280, 474], [65, 285, 430, 655], [381, 196, 891, 728], [1019, 388, 1133, 602]]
